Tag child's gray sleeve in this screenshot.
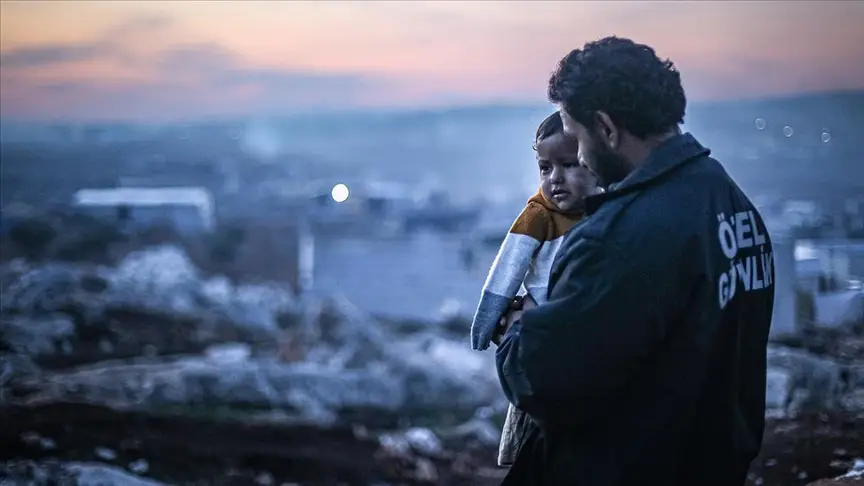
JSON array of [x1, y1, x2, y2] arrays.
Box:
[[469, 204, 547, 351]]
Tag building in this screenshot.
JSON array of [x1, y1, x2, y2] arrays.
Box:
[[72, 186, 215, 233], [791, 238, 864, 330], [782, 200, 822, 228], [799, 239, 864, 281], [770, 236, 798, 339]]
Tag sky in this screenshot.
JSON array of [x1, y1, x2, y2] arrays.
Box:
[[1, 0, 863, 122]]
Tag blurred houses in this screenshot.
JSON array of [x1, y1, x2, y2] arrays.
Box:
[[769, 237, 798, 339], [783, 201, 822, 228], [72, 187, 215, 234], [797, 239, 864, 328], [771, 237, 864, 337], [760, 195, 864, 338], [1, 91, 863, 319], [846, 196, 864, 235], [269, 178, 480, 238]]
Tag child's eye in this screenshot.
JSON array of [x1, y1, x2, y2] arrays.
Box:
[[539, 165, 551, 173]]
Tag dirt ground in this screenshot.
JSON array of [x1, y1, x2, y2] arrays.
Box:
[[1, 403, 861, 485], [749, 413, 864, 486]]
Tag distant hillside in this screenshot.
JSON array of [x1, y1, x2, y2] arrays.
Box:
[[685, 90, 863, 204], [1, 91, 862, 213], [243, 90, 864, 205]]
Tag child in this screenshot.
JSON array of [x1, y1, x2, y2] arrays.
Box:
[[469, 111, 599, 467]]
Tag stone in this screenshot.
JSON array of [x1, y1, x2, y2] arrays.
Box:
[[765, 368, 793, 413], [1, 314, 76, 358], [767, 345, 845, 413], [0, 460, 168, 486]]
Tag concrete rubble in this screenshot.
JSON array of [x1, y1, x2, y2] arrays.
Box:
[[1, 245, 862, 485]]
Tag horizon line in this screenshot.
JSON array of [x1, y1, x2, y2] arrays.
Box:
[[1, 87, 861, 127]]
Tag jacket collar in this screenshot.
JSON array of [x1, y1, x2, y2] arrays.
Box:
[[528, 190, 587, 217], [585, 132, 710, 214]]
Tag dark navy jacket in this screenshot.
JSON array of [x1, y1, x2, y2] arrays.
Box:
[[496, 133, 775, 485]]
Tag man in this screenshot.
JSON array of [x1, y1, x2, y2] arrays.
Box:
[[494, 36, 775, 485]]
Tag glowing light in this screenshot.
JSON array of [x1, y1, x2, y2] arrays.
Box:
[[331, 183, 350, 203]]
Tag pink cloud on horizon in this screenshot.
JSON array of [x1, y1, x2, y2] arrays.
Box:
[[1, 0, 862, 121]]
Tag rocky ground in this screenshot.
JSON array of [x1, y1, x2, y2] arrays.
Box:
[[1, 245, 863, 485], [752, 413, 864, 486], [0, 402, 506, 486], [1, 404, 862, 486]]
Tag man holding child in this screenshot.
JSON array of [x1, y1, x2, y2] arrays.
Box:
[[491, 36, 775, 486]]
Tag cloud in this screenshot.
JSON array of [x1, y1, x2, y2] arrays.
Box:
[[1, 34, 393, 121], [0, 12, 398, 120], [146, 42, 383, 111], [102, 14, 173, 38], [6, 2, 859, 121], [157, 43, 236, 73], [0, 44, 108, 68], [0, 13, 172, 69], [156, 43, 372, 93]]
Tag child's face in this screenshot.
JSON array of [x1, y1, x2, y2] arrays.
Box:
[[536, 132, 599, 211]]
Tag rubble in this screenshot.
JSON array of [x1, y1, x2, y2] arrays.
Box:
[[0, 402, 505, 486], [1, 245, 862, 485], [806, 458, 864, 485]]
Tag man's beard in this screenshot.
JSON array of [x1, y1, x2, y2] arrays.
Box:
[[588, 141, 631, 189]]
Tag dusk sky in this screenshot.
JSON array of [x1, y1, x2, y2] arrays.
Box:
[[1, 0, 862, 122]]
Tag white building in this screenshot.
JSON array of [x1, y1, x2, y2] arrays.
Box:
[[72, 186, 215, 232], [782, 200, 821, 228], [770, 236, 798, 340], [793, 239, 864, 330]]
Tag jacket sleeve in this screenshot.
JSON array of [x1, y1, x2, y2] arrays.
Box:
[[495, 235, 678, 426], [469, 205, 547, 351]]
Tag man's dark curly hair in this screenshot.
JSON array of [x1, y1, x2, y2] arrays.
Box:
[[547, 36, 686, 139]]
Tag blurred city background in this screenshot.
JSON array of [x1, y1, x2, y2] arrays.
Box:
[[0, 1, 862, 486]]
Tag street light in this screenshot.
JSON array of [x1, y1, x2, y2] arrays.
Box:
[[331, 183, 350, 203]]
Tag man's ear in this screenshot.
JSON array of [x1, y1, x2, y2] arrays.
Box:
[[594, 111, 619, 150]]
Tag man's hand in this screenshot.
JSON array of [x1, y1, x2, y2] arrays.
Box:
[[503, 294, 537, 328], [491, 295, 537, 346]]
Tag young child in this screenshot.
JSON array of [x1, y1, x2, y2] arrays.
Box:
[[469, 111, 599, 467]]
